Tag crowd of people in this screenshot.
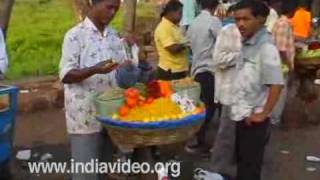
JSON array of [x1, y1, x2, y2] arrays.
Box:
[[155, 1, 314, 179], [154, 0, 316, 179], [155, 1, 285, 180], [0, 0, 318, 179]]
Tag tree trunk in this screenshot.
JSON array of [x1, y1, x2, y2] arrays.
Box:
[[0, 0, 15, 35], [72, 0, 90, 21], [123, 0, 137, 34]]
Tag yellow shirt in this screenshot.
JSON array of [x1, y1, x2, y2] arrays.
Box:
[[154, 17, 189, 73]]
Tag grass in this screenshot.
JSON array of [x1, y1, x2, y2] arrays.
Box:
[[5, 0, 156, 80]]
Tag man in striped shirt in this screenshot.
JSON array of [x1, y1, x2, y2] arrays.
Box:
[[270, 1, 296, 125]]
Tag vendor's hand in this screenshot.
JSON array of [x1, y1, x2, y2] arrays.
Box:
[[245, 112, 268, 126], [94, 60, 119, 74]]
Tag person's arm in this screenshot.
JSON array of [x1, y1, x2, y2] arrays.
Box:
[[165, 44, 187, 54], [260, 85, 283, 115], [246, 44, 284, 125], [0, 28, 8, 74], [279, 51, 292, 69], [246, 85, 283, 125], [59, 32, 118, 84], [62, 62, 118, 84], [209, 17, 223, 39], [213, 25, 241, 69], [273, 22, 294, 71]]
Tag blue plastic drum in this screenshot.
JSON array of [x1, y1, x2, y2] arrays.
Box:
[[0, 86, 18, 165]]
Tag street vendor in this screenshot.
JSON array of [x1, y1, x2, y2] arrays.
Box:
[[59, 0, 151, 179], [0, 28, 8, 80], [154, 0, 189, 80]]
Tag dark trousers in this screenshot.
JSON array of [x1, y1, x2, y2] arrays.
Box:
[[156, 67, 187, 81], [194, 72, 216, 145], [236, 119, 270, 180]]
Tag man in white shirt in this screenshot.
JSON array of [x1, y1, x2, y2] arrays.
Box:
[[263, 0, 280, 32], [0, 28, 8, 79], [208, 23, 241, 178], [60, 0, 148, 179]]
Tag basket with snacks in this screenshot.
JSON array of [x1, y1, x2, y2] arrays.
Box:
[[94, 78, 204, 149]]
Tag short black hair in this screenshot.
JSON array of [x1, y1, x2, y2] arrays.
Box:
[[262, 0, 279, 6], [262, 0, 270, 6], [234, 0, 270, 18], [199, 0, 219, 9], [227, 4, 237, 14], [160, 0, 183, 17], [281, 0, 298, 15], [298, 0, 310, 9]]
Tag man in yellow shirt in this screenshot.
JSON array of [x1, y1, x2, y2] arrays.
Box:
[[155, 0, 189, 80]]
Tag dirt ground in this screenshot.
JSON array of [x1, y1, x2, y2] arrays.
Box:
[[6, 108, 320, 180]]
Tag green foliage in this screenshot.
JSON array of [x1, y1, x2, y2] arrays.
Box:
[[110, 2, 157, 31], [6, 0, 75, 79], [5, 0, 156, 80]]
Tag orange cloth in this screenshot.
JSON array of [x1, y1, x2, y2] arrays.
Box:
[[290, 8, 311, 38]]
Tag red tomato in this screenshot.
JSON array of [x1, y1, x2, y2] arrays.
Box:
[[119, 105, 130, 117], [125, 88, 140, 99], [126, 98, 138, 108]]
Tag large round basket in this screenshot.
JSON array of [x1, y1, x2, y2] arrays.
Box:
[[94, 80, 203, 149], [96, 113, 205, 149]]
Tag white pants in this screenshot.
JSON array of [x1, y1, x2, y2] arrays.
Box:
[[70, 131, 113, 180]]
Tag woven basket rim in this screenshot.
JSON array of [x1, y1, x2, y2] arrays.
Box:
[[96, 113, 205, 130], [103, 122, 200, 131]]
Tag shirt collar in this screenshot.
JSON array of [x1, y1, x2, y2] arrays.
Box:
[[83, 17, 109, 37], [162, 17, 178, 27], [243, 27, 268, 45]]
